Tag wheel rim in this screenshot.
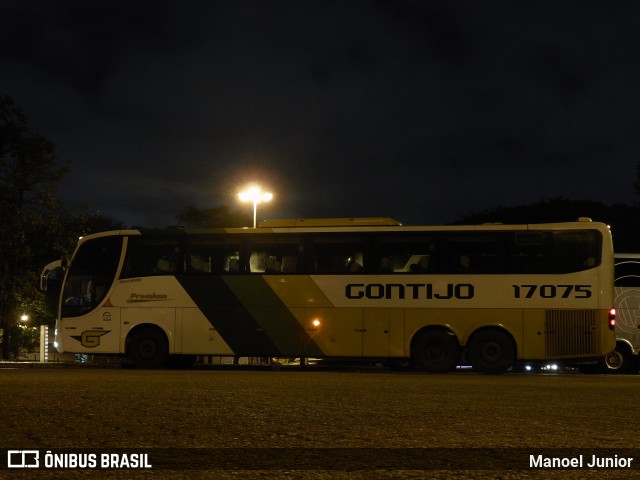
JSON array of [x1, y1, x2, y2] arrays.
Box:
[[480, 341, 503, 364], [138, 339, 158, 360], [413, 332, 459, 372], [605, 351, 623, 370], [425, 342, 446, 363]]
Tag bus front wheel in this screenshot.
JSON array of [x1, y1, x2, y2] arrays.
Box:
[[412, 330, 459, 373], [468, 330, 515, 375], [128, 328, 169, 369]]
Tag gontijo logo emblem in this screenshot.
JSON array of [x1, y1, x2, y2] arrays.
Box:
[[70, 331, 110, 348]]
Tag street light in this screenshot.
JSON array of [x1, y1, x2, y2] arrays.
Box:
[[238, 186, 273, 228], [20, 314, 29, 322]]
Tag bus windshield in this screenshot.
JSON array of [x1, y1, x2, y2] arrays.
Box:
[[61, 236, 123, 318]]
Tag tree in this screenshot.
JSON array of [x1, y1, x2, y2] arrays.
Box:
[[0, 95, 69, 359], [453, 197, 640, 252]]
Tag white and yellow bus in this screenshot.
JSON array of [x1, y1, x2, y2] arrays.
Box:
[[41, 217, 616, 373], [601, 253, 640, 373]]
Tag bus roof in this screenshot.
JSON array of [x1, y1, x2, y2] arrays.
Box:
[[72, 217, 610, 244], [258, 217, 402, 227]]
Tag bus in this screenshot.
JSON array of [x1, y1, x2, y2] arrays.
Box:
[[601, 253, 640, 373], [40, 217, 616, 373]]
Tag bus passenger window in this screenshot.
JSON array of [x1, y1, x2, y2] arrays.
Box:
[[510, 232, 547, 274], [281, 256, 298, 273], [155, 256, 176, 274], [248, 238, 303, 274], [409, 256, 430, 273], [226, 257, 240, 273], [122, 238, 182, 278], [379, 257, 393, 273], [376, 234, 436, 273], [265, 257, 282, 273], [311, 237, 365, 274], [189, 253, 210, 273], [250, 251, 267, 273], [551, 231, 601, 273], [185, 236, 241, 274], [347, 259, 363, 273]]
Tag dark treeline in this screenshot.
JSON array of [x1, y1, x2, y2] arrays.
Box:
[[453, 198, 640, 253]]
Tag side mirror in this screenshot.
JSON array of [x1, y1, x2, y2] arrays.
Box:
[[40, 260, 62, 291]]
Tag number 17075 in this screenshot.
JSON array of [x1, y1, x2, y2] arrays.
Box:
[[512, 284, 592, 299]]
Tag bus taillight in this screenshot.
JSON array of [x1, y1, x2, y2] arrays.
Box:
[[609, 308, 616, 330]]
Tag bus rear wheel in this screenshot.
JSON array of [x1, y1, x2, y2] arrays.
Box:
[[468, 330, 515, 375], [603, 344, 634, 374], [128, 328, 169, 369], [412, 330, 459, 373]]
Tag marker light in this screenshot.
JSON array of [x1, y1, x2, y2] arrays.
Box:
[[609, 308, 616, 330]]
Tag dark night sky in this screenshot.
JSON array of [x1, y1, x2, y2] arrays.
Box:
[[1, 0, 639, 228]]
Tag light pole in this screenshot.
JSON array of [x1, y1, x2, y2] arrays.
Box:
[[238, 186, 273, 228]]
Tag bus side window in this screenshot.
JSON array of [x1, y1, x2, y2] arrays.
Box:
[[248, 238, 303, 274], [409, 256, 430, 273], [185, 237, 241, 274], [155, 256, 176, 274], [312, 236, 366, 274], [443, 234, 503, 274], [189, 253, 210, 273], [375, 234, 436, 273], [226, 257, 240, 273], [281, 256, 298, 273], [509, 232, 548, 273], [123, 239, 182, 277], [550, 231, 601, 273], [379, 257, 393, 273]]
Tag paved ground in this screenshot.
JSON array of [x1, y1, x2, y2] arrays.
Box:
[[0, 366, 639, 479]]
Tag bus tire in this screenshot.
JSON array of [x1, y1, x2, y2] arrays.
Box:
[[468, 329, 515, 375], [603, 343, 633, 374], [412, 330, 459, 373], [128, 328, 169, 369]]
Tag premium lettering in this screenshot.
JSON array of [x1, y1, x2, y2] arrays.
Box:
[[127, 293, 168, 303], [345, 283, 474, 300]]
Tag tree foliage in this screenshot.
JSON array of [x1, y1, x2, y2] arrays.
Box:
[[0, 95, 123, 359], [453, 197, 640, 252], [0, 95, 68, 358]]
